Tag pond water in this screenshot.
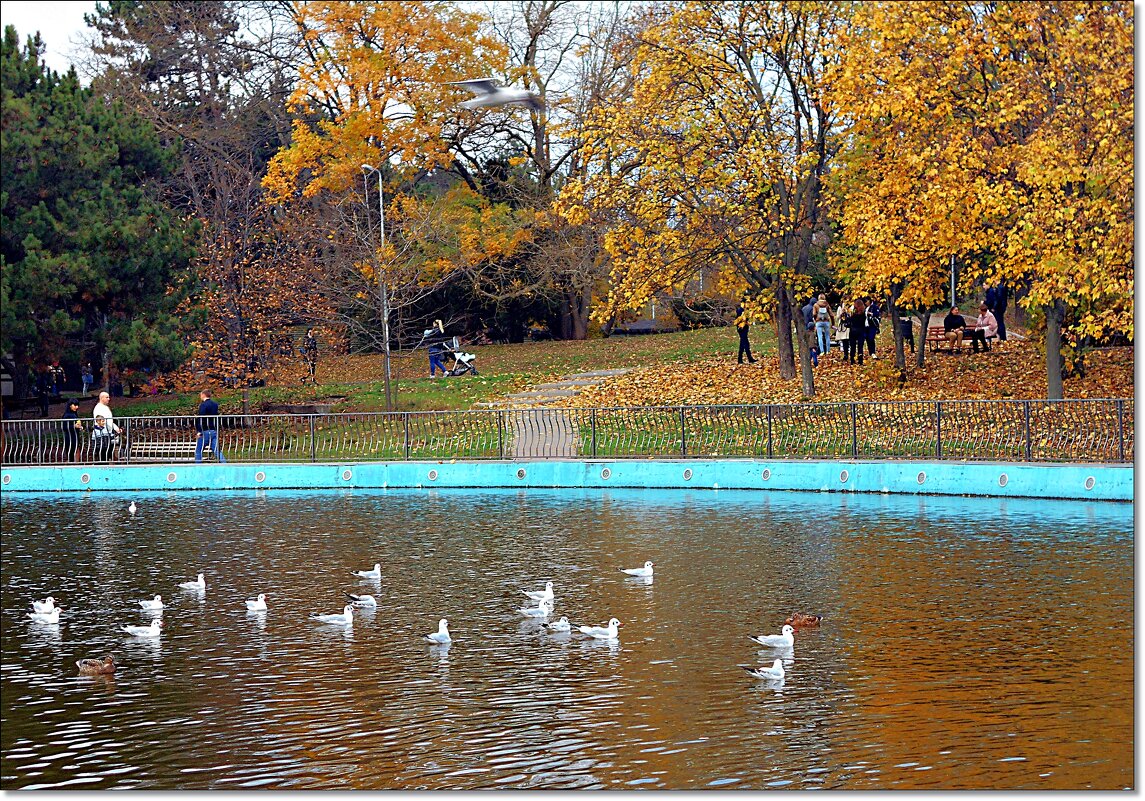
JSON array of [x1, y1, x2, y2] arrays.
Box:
[[0, 488, 1133, 790]]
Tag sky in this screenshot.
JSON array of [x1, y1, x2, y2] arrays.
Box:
[[1, 0, 99, 76]]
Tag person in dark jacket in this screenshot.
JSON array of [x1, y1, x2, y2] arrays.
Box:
[[735, 303, 756, 364], [846, 299, 868, 365], [194, 389, 227, 463], [61, 398, 83, 462], [985, 284, 1008, 341]]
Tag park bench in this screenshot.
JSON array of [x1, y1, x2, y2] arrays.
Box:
[[926, 322, 996, 354], [126, 441, 215, 463]]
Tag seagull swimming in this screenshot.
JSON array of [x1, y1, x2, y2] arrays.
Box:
[[352, 563, 382, 579], [578, 617, 621, 640], [522, 581, 555, 604], [32, 596, 56, 614], [137, 595, 165, 611], [122, 619, 163, 637], [76, 655, 117, 675], [343, 592, 378, 607], [542, 616, 571, 632], [750, 624, 795, 649], [620, 561, 654, 578], [245, 593, 268, 612], [519, 598, 554, 618], [451, 78, 544, 111], [312, 604, 354, 626], [426, 618, 452, 645], [742, 658, 785, 680], [128, 501, 137, 516], [178, 573, 206, 590], [29, 608, 61, 624]]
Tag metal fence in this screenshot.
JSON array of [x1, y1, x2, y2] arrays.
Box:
[[0, 399, 1132, 467]]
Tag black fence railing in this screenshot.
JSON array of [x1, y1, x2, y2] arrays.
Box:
[[0, 399, 1132, 467]]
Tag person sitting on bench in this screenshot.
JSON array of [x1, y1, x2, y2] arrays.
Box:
[[943, 307, 967, 353], [971, 303, 998, 353]]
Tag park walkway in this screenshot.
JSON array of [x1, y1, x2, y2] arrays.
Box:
[[478, 369, 630, 458]]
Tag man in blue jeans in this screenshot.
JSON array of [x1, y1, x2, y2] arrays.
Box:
[[195, 389, 227, 463]]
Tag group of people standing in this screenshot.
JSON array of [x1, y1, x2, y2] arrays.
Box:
[[806, 295, 882, 366]]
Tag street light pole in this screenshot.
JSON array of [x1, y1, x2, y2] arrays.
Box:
[[361, 163, 393, 411]]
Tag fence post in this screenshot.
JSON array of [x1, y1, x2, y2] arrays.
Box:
[[497, 410, 504, 460], [1024, 401, 1032, 462], [591, 408, 598, 459], [309, 415, 316, 462], [123, 417, 131, 464], [680, 406, 687, 457], [36, 420, 43, 464], [404, 412, 411, 461], [936, 402, 942, 459], [766, 404, 773, 458], [1117, 399, 1125, 462], [850, 403, 858, 458]]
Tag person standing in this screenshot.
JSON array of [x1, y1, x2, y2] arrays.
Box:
[[195, 389, 227, 463], [81, 363, 93, 397], [35, 367, 50, 417], [302, 329, 318, 384], [985, 283, 1008, 341], [92, 390, 120, 459], [846, 299, 868, 365], [61, 398, 83, 462], [429, 341, 447, 377], [735, 302, 756, 364], [835, 300, 852, 363], [91, 415, 116, 463], [864, 298, 881, 357], [812, 294, 832, 357]]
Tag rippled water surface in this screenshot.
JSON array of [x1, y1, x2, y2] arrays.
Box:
[[1, 488, 1133, 790]]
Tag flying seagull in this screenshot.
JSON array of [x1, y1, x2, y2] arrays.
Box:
[[451, 78, 544, 111]]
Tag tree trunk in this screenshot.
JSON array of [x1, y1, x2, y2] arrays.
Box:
[[798, 324, 815, 398], [774, 279, 797, 380], [887, 290, 906, 372], [1045, 300, 1065, 399], [916, 311, 931, 368]]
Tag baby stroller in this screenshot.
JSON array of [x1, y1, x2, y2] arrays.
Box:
[[442, 337, 478, 376]]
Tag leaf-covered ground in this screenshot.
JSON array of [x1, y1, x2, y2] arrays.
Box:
[[566, 337, 1133, 408]]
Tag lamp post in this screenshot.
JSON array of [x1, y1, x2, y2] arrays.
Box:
[[361, 163, 393, 411]]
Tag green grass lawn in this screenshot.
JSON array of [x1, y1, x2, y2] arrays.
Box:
[[115, 325, 753, 418]]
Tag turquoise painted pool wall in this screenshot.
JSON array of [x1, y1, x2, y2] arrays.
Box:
[[0, 460, 1131, 501]]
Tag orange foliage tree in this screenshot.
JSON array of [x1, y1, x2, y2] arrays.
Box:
[[559, 2, 848, 396], [828, 1, 1133, 396]]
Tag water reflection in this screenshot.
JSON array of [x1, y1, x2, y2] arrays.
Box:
[[0, 489, 1132, 790]]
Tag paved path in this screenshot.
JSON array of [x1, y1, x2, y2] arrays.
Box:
[[478, 369, 632, 458]]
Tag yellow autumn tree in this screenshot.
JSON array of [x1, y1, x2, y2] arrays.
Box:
[[559, 1, 847, 396], [828, 1, 1133, 396]]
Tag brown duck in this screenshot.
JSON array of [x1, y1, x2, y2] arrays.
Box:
[[76, 656, 117, 676], [784, 612, 823, 628]]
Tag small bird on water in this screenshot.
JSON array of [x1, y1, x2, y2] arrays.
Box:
[[77, 655, 117, 675]]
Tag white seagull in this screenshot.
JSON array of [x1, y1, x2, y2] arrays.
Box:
[[750, 624, 795, 649], [128, 501, 137, 516], [32, 596, 56, 614], [620, 561, 654, 578], [742, 658, 785, 680], [352, 563, 382, 579], [29, 608, 61, 624], [542, 616, 571, 632], [426, 618, 452, 645], [123, 619, 163, 637], [178, 573, 206, 590], [137, 595, 165, 611], [521, 581, 555, 604], [312, 604, 354, 626], [344, 592, 378, 607], [451, 78, 544, 111], [518, 598, 554, 618], [578, 617, 621, 640], [245, 593, 268, 612]]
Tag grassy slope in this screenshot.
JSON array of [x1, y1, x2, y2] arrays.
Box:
[[114, 323, 1131, 418]]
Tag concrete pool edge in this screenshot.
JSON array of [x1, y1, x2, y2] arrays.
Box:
[[0, 460, 1131, 501]]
